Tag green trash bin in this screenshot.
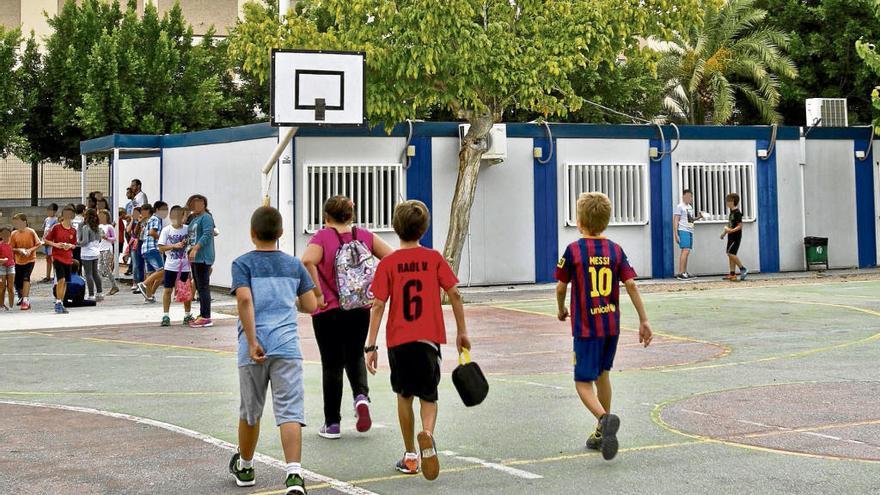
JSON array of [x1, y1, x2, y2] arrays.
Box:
[[804, 236, 829, 271]]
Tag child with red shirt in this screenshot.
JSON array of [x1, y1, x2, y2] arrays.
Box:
[[0, 227, 15, 310], [44, 206, 78, 314], [555, 192, 653, 461], [365, 200, 471, 481]]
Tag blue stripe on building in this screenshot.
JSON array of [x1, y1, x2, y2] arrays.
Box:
[[406, 136, 433, 248], [854, 139, 877, 268], [649, 139, 674, 279], [533, 137, 558, 283], [756, 139, 779, 273]]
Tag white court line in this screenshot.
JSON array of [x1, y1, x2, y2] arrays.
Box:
[[492, 378, 564, 391], [439, 450, 542, 480], [0, 400, 378, 495]]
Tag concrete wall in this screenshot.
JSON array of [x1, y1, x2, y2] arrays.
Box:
[[0, 206, 45, 235], [669, 139, 761, 275], [803, 139, 859, 269], [291, 136, 406, 258], [0, 0, 21, 31], [774, 140, 807, 271], [114, 156, 160, 214], [160, 138, 278, 287], [431, 137, 536, 285], [555, 138, 653, 278]]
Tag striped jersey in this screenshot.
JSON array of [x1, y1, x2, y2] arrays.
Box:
[[555, 237, 637, 338]]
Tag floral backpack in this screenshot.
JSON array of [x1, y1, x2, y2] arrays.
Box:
[[332, 227, 376, 310]]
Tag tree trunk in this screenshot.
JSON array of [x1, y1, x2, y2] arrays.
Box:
[[30, 161, 38, 207], [441, 112, 494, 276]]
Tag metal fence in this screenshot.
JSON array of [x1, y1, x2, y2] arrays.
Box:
[[0, 156, 111, 206]]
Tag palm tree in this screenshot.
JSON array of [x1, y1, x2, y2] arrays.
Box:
[[655, 0, 797, 125]]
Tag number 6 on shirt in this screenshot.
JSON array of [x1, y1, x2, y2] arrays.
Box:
[[403, 280, 423, 321]]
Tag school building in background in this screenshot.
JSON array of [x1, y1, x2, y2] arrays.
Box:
[[0, 0, 260, 40], [77, 121, 880, 288]]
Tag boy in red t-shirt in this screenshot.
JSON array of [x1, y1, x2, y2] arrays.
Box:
[[43, 206, 78, 314], [365, 200, 470, 481]]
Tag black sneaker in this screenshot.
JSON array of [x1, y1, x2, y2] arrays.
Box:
[[285, 473, 307, 494], [598, 413, 620, 460], [675, 273, 687, 281], [228, 452, 256, 487]]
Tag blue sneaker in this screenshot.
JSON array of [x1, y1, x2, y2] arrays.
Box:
[[739, 267, 749, 281], [54, 302, 67, 314]]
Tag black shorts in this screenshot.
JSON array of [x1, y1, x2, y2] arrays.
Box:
[[726, 234, 742, 255], [15, 262, 35, 283], [388, 342, 442, 402], [53, 260, 73, 282], [163, 270, 190, 289]]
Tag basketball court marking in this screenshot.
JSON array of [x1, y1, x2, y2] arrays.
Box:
[[0, 399, 379, 495], [660, 298, 880, 372], [438, 451, 543, 479], [650, 383, 880, 464]]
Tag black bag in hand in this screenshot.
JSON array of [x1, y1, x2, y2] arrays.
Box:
[[452, 349, 489, 407]]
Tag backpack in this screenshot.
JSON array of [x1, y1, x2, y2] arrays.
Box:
[[332, 227, 376, 310]]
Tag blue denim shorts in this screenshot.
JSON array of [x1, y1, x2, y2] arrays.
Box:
[[143, 249, 164, 273]]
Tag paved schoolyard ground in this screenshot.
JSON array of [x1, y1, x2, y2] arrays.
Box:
[[0, 268, 878, 494]]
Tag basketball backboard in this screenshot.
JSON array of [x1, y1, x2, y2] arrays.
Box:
[[271, 49, 366, 127]]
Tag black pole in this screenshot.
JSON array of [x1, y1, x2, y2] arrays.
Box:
[[30, 161, 38, 207]]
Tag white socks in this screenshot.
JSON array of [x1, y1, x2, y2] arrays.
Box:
[[238, 457, 254, 469], [286, 462, 302, 477], [404, 452, 418, 460]]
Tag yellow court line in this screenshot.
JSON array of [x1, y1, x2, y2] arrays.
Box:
[[0, 391, 234, 397], [76, 336, 322, 364], [81, 337, 234, 355], [504, 440, 707, 466], [650, 384, 880, 464], [488, 304, 731, 355]]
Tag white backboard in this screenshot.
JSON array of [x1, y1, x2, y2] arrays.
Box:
[[271, 49, 366, 127]]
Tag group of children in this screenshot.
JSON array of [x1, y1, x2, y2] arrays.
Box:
[[0, 191, 211, 327], [674, 189, 748, 281], [228, 192, 650, 494]]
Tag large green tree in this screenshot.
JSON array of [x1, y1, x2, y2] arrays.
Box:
[[0, 26, 23, 156], [657, 0, 797, 125], [78, 3, 242, 137], [856, 0, 880, 130], [42, 0, 123, 166], [759, 0, 880, 125], [230, 0, 699, 274]]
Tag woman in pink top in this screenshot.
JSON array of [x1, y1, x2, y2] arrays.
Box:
[[302, 195, 393, 439]]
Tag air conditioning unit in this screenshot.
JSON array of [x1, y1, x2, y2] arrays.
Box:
[[806, 98, 848, 127], [458, 123, 507, 161]]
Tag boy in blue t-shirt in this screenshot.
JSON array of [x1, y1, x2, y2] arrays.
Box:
[[228, 206, 317, 495]]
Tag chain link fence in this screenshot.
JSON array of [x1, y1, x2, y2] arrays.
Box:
[[0, 155, 111, 207]]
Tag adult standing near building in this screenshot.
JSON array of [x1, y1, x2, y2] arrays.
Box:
[[674, 189, 703, 280], [186, 194, 215, 328], [302, 195, 394, 439], [131, 179, 148, 208]]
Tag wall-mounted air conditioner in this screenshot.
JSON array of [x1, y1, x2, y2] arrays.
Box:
[[806, 98, 848, 127], [458, 123, 507, 161]]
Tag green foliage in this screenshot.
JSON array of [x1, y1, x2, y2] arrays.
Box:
[[229, 0, 701, 130], [77, 3, 237, 137], [856, 1, 880, 131], [13, 32, 54, 166], [0, 26, 23, 157], [657, 0, 797, 125], [760, 0, 880, 125]]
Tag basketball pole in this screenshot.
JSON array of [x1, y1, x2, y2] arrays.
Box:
[[261, 126, 297, 207], [262, 0, 295, 208]]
